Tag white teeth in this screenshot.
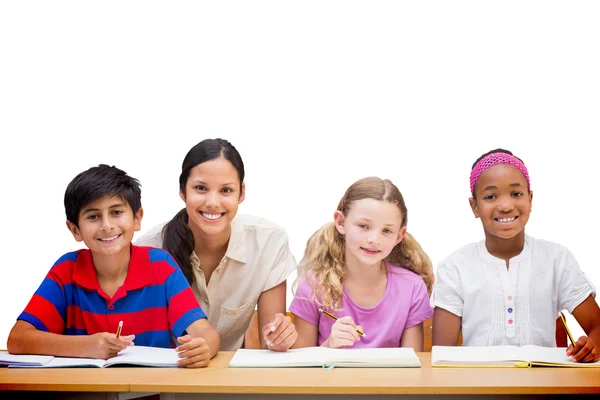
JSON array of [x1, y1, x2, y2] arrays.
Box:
[[497, 217, 516, 223], [99, 235, 119, 241], [202, 212, 222, 220]]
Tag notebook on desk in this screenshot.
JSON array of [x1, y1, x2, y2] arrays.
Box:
[[0, 346, 180, 368], [431, 345, 600, 368], [229, 347, 421, 368]]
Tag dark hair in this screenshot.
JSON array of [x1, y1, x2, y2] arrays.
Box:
[[64, 164, 142, 227], [163, 138, 245, 284]]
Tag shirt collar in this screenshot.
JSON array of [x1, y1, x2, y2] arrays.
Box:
[[225, 216, 246, 263], [73, 245, 151, 291], [190, 216, 247, 267], [477, 234, 532, 266]]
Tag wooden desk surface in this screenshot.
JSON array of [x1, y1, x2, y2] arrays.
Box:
[[130, 352, 600, 395], [2, 352, 599, 395], [0, 364, 213, 392]]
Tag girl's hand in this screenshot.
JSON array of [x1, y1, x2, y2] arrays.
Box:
[[176, 335, 211, 368], [566, 336, 599, 363], [262, 313, 297, 352], [323, 316, 363, 348], [88, 332, 135, 359]]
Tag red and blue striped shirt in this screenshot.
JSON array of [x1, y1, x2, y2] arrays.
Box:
[[18, 245, 207, 348]]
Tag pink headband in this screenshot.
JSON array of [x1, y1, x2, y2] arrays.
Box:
[[470, 152, 530, 195]]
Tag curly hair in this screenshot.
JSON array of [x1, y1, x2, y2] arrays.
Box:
[[295, 177, 434, 310]]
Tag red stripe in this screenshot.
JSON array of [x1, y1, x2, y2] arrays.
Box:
[[75, 308, 170, 335], [66, 305, 88, 331], [48, 259, 76, 286], [168, 287, 198, 326], [150, 260, 176, 285], [24, 294, 64, 333], [81, 310, 108, 334]]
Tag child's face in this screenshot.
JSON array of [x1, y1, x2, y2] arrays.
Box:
[[470, 164, 533, 241], [181, 156, 245, 238], [334, 198, 406, 268], [66, 195, 143, 257]]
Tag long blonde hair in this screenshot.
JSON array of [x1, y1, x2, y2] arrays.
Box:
[[295, 177, 434, 310]]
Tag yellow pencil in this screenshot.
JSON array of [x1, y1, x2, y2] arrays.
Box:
[[559, 312, 576, 347], [319, 308, 366, 337], [115, 320, 123, 339]]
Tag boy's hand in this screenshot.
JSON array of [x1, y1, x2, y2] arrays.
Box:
[[566, 336, 599, 363], [89, 332, 135, 359], [323, 316, 362, 349], [262, 313, 297, 352], [176, 335, 211, 368]]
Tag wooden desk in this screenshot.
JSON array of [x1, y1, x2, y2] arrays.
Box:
[[0, 365, 214, 399], [2, 352, 599, 399], [131, 352, 600, 398]]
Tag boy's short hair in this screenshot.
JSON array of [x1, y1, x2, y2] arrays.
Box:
[[64, 164, 142, 226]]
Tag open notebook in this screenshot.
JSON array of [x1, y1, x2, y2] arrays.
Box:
[[0, 346, 180, 368], [229, 347, 421, 368], [432, 345, 600, 368]]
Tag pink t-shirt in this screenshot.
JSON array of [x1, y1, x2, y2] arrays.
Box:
[[290, 261, 433, 348]]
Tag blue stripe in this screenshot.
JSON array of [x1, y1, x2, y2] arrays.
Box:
[[65, 327, 88, 335], [18, 312, 49, 332], [63, 282, 76, 305], [133, 330, 174, 348], [165, 267, 193, 300], [35, 278, 67, 321], [172, 309, 207, 338], [111, 285, 169, 313], [52, 251, 79, 267], [62, 283, 182, 315], [69, 285, 108, 314], [148, 248, 180, 271]]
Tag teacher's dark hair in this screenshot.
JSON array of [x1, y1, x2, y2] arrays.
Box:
[[163, 139, 244, 284]]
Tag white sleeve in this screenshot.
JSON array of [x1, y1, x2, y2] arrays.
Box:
[[134, 223, 166, 248], [557, 248, 596, 313], [262, 230, 298, 292], [430, 259, 464, 317]]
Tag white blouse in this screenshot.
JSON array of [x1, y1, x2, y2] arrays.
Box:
[[136, 214, 297, 350], [431, 235, 596, 347]]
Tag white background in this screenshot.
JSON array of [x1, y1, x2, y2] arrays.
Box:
[[1, 1, 598, 348]]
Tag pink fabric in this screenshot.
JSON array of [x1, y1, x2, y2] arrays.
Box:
[[470, 152, 530, 194], [290, 261, 433, 348]]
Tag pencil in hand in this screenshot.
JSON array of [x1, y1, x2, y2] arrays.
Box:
[[115, 320, 123, 339], [559, 312, 576, 348], [319, 308, 366, 337]]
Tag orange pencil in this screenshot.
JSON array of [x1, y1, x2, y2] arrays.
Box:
[[115, 320, 123, 339], [319, 308, 366, 337]]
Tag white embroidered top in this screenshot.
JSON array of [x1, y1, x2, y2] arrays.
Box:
[[431, 235, 596, 346]]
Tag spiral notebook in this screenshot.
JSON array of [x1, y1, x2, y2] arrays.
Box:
[[432, 345, 600, 368], [229, 347, 421, 368], [1, 346, 180, 368]]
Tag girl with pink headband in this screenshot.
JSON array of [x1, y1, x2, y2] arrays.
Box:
[[431, 148, 599, 363]]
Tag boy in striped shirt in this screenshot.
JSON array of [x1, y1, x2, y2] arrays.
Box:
[[7, 164, 220, 367]]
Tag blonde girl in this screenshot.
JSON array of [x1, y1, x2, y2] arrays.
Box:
[[290, 177, 433, 350]]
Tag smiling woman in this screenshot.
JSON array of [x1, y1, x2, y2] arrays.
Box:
[[136, 139, 299, 351]]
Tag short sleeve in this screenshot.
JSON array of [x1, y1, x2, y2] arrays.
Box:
[[262, 230, 297, 292], [135, 223, 165, 248], [289, 278, 321, 325], [18, 254, 74, 334], [405, 278, 433, 328], [430, 259, 464, 317], [557, 249, 596, 313], [164, 253, 207, 337]]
